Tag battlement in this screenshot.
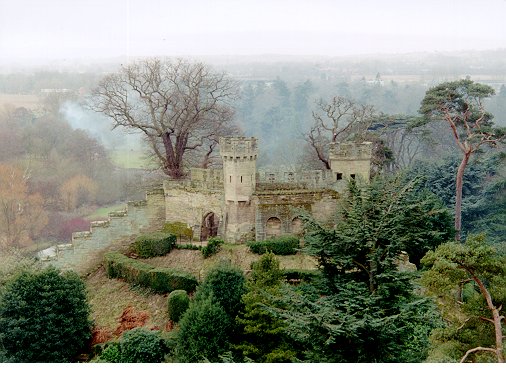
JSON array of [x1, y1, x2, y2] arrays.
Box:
[[329, 141, 373, 161], [219, 136, 258, 159], [257, 169, 336, 189]]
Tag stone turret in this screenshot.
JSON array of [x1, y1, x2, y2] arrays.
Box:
[[219, 136, 258, 202], [219, 137, 258, 243], [329, 141, 373, 182]]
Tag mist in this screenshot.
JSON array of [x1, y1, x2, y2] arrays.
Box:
[[60, 101, 143, 151]]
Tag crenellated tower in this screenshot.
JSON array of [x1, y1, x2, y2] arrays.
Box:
[[220, 137, 258, 202], [219, 137, 258, 243], [329, 141, 373, 182]]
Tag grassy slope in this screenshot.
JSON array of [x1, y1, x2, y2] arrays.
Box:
[[110, 149, 151, 169], [85, 243, 317, 332]]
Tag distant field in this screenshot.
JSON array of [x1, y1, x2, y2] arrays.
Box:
[[0, 94, 40, 109], [110, 149, 153, 169]]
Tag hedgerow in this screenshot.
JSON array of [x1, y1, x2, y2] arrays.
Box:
[[104, 252, 197, 293], [247, 236, 299, 255], [130, 232, 176, 258]]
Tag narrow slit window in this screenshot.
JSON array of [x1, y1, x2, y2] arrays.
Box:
[[229, 176, 232, 183], [241, 176, 243, 183]]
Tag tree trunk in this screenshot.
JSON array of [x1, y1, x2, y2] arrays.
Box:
[[465, 271, 505, 363], [455, 152, 470, 242]]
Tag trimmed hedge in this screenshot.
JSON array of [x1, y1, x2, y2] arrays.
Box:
[[201, 237, 224, 258], [175, 243, 200, 250], [104, 252, 198, 294], [130, 232, 176, 258], [167, 290, 190, 322], [247, 236, 299, 255]]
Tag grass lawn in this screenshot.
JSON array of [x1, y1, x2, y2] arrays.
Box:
[[110, 149, 153, 169], [86, 204, 126, 220]]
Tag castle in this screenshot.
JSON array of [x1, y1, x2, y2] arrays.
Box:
[[164, 137, 373, 243], [39, 136, 372, 268]]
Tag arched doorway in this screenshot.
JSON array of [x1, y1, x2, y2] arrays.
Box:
[[201, 212, 219, 241], [291, 217, 304, 235], [265, 217, 282, 238]]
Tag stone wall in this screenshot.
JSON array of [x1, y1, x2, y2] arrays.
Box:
[[163, 183, 224, 240], [38, 189, 166, 270], [253, 188, 340, 241]]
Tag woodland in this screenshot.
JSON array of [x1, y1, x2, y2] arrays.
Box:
[[0, 53, 505, 363]]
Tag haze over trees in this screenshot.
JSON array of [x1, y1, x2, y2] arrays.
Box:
[[0, 52, 505, 363], [90, 58, 241, 178]]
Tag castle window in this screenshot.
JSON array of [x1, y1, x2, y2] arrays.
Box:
[[240, 176, 243, 183], [350, 174, 356, 180], [336, 173, 343, 181], [229, 176, 232, 183]]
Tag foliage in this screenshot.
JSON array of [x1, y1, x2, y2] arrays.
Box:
[[104, 252, 198, 293], [59, 174, 98, 211], [176, 294, 231, 362], [271, 283, 441, 363], [97, 328, 168, 363], [247, 236, 300, 256], [262, 176, 450, 362], [201, 237, 224, 258], [130, 232, 176, 258], [418, 78, 506, 240], [196, 261, 246, 319], [421, 235, 506, 362], [235, 253, 299, 362], [282, 269, 320, 283], [0, 267, 91, 362], [0, 163, 48, 249], [162, 221, 193, 241], [174, 243, 200, 250], [405, 152, 506, 242], [167, 290, 190, 323], [307, 175, 453, 273]]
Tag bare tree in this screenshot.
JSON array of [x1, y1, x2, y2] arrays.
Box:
[[90, 58, 239, 178], [305, 96, 375, 169]]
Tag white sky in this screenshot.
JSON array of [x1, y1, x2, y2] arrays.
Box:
[[1, 0, 505, 63]]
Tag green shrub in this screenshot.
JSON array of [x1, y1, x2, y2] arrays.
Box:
[[201, 237, 224, 258], [104, 252, 198, 294], [0, 267, 91, 362], [98, 343, 122, 363], [176, 295, 231, 362], [247, 236, 299, 255], [175, 243, 200, 250], [130, 232, 176, 258], [163, 222, 193, 241], [148, 268, 198, 294], [120, 328, 168, 363], [167, 290, 190, 322], [98, 329, 168, 363], [196, 261, 246, 319]]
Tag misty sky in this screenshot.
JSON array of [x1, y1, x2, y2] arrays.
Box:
[[1, 0, 505, 63]]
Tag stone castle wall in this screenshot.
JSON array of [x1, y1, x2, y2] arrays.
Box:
[[38, 189, 166, 270]]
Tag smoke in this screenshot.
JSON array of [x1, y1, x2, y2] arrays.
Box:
[[60, 101, 143, 150]]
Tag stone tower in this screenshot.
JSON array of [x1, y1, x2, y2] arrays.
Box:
[[328, 141, 373, 182], [219, 137, 258, 243]]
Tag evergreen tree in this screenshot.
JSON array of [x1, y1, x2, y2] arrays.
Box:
[[421, 235, 506, 363], [0, 267, 91, 362], [235, 253, 298, 362], [269, 176, 449, 362]]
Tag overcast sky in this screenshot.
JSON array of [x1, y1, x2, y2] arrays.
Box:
[[1, 0, 505, 64]]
